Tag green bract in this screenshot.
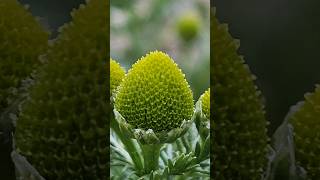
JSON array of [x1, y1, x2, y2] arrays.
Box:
[[201, 88, 210, 119], [115, 51, 194, 133], [288, 85, 320, 179], [15, 0, 108, 179], [0, 0, 48, 113], [110, 58, 125, 95], [212, 12, 269, 179]]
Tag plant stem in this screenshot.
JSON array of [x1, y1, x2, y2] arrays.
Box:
[[110, 116, 144, 172], [140, 143, 162, 174]]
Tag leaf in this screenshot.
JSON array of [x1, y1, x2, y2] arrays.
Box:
[[195, 141, 201, 157]]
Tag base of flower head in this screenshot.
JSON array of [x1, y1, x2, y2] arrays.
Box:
[[113, 108, 194, 145]]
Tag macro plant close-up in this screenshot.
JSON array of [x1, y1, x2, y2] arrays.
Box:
[[110, 0, 210, 179], [2, 0, 320, 179]]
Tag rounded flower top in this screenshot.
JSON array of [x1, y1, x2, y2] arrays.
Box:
[[110, 58, 126, 95], [115, 51, 194, 132], [201, 88, 210, 119]]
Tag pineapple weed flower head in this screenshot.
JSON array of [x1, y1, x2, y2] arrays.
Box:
[[194, 88, 210, 140], [114, 51, 195, 144], [110, 58, 125, 96], [200, 88, 210, 119], [287, 85, 320, 179]]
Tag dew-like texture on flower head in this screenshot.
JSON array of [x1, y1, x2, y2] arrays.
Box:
[[289, 85, 320, 179], [212, 11, 269, 179], [15, 0, 108, 179], [110, 58, 125, 95], [0, 0, 48, 113], [201, 88, 210, 119], [115, 51, 194, 132]]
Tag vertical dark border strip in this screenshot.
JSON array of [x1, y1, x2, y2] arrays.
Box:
[[0, 125, 15, 179], [106, 0, 111, 178], [210, 0, 214, 179], [106, 0, 111, 177]]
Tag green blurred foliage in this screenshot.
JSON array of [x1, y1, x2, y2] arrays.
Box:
[[111, 0, 210, 99]]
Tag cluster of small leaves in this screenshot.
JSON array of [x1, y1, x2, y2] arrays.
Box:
[[115, 51, 194, 132], [0, 0, 48, 114], [288, 85, 320, 179], [111, 122, 210, 179], [15, 0, 108, 179], [212, 11, 269, 179], [110, 58, 125, 95]]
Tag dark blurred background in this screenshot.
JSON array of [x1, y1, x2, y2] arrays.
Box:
[[18, 0, 85, 38], [214, 0, 320, 134]]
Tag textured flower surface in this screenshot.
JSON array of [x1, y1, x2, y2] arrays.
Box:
[[201, 88, 210, 119], [110, 58, 125, 95], [289, 85, 320, 179], [212, 11, 269, 179], [15, 0, 108, 179], [115, 51, 194, 132], [0, 0, 48, 113]]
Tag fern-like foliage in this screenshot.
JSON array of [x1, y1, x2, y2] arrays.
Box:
[[212, 10, 269, 179], [15, 0, 108, 179]]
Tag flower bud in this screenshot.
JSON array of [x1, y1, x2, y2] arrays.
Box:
[[110, 58, 125, 96], [201, 88, 210, 119], [115, 51, 194, 133], [288, 85, 320, 179], [15, 0, 108, 179], [212, 12, 268, 179], [114, 51, 194, 144], [0, 0, 48, 113], [177, 12, 200, 42]]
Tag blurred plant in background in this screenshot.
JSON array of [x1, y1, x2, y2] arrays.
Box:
[[111, 0, 210, 100]]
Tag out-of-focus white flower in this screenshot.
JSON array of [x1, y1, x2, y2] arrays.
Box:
[[111, 7, 128, 28]]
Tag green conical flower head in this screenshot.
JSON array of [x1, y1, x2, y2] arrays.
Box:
[[15, 0, 108, 179], [289, 85, 320, 179], [110, 58, 125, 95], [212, 11, 269, 179], [177, 12, 200, 41], [0, 0, 48, 113], [115, 51, 194, 132], [200, 88, 210, 119]]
